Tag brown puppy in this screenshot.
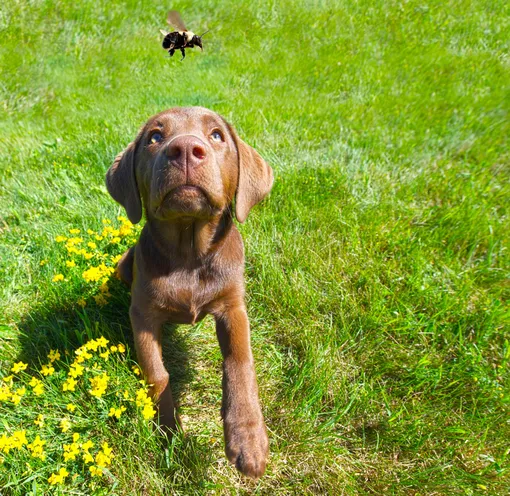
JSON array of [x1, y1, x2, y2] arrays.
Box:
[[106, 107, 273, 478]]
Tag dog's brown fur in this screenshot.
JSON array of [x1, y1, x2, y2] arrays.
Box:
[[106, 107, 273, 478]]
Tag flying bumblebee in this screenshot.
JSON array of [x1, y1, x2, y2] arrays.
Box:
[[160, 11, 207, 60]]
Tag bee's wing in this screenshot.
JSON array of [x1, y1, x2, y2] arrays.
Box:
[[160, 29, 169, 36], [167, 10, 187, 31]]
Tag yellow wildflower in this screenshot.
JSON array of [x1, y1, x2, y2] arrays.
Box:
[[108, 405, 126, 419], [40, 364, 55, 376], [11, 387, 26, 406], [27, 435, 46, 461], [73, 433, 80, 442], [55, 236, 67, 243], [82, 440, 93, 451], [69, 363, 84, 378], [102, 219, 111, 224], [89, 372, 109, 398], [87, 242, 97, 249], [77, 298, 87, 308], [69, 228, 81, 234], [132, 366, 141, 376], [60, 419, 71, 432], [11, 430, 28, 449], [95, 441, 114, 467], [97, 336, 109, 348], [2, 375, 14, 383], [94, 294, 108, 306], [87, 229, 95, 235], [33, 382, 44, 396], [48, 467, 69, 485], [52, 274, 64, 282], [123, 390, 131, 400], [84, 252, 94, 260], [34, 414, 44, 428], [95, 235, 104, 241], [66, 260, 76, 268], [117, 343, 126, 353], [66, 403, 76, 412], [99, 350, 110, 361], [48, 349, 61, 362], [63, 442, 80, 461], [63, 377, 77, 392], [110, 254, 122, 264], [110, 345, 118, 353], [11, 361, 28, 374], [89, 465, 103, 477], [0, 384, 11, 402], [40, 259, 48, 266]]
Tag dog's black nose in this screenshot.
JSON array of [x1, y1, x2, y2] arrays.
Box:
[[166, 135, 207, 170]]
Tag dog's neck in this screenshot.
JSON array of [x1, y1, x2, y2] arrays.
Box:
[[145, 210, 233, 263]]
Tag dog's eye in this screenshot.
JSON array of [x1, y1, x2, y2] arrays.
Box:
[[149, 132, 163, 144], [210, 130, 223, 143]]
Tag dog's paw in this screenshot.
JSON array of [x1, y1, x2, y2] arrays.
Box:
[[224, 418, 269, 479]]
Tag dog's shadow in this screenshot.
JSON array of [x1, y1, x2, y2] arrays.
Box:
[[14, 276, 213, 484]]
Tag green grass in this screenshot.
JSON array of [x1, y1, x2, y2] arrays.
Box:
[[1, 0, 509, 493]]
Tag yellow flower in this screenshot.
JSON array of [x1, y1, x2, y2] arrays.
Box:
[[40, 364, 55, 376], [117, 343, 126, 353], [97, 336, 109, 348], [75, 346, 93, 360], [110, 345, 118, 353], [65, 260, 76, 268], [2, 375, 14, 383], [48, 349, 61, 362], [99, 350, 110, 361], [40, 259, 48, 266], [110, 254, 122, 264], [34, 414, 44, 428], [95, 442, 114, 467], [48, 467, 69, 485], [111, 237, 121, 244], [89, 465, 103, 477], [69, 363, 84, 378], [33, 382, 44, 396], [84, 252, 94, 260], [11, 361, 28, 374], [89, 372, 109, 398], [132, 366, 141, 376], [77, 298, 87, 308], [11, 430, 28, 449], [102, 219, 111, 224], [63, 441, 80, 461], [87, 242, 97, 249], [63, 377, 77, 392], [52, 274, 64, 282], [69, 228, 81, 234], [0, 383, 12, 401], [55, 236, 67, 243], [72, 433, 80, 442], [66, 403, 76, 412], [87, 229, 95, 235], [27, 435, 46, 460], [94, 294, 108, 306], [60, 419, 71, 432], [108, 405, 126, 419], [95, 235, 104, 241], [82, 440, 93, 451], [123, 390, 131, 400], [11, 387, 26, 406]]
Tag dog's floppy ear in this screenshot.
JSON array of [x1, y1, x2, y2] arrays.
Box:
[[106, 139, 142, 224], [230, 130, 274, 223]]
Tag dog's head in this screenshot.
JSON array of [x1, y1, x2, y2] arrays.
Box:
[[106, 107, 273, 224]]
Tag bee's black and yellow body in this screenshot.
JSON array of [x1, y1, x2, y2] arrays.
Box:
[[162, 30, 203, 60]]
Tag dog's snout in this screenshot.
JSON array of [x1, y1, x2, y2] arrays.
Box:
[[166, 135, 207, 169]]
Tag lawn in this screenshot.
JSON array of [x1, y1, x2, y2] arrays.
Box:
[[0, 0, 509, 494]]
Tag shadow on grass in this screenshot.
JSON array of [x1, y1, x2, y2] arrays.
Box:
[[13, 275, 214, 485]]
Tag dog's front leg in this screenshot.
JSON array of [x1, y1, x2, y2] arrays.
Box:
[[215, 304, 269, 478], [130, 306, 178, 432]]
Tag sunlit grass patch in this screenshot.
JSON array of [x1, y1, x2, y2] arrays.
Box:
[[0, 337, 156, 492]]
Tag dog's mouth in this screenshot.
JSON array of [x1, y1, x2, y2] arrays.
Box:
[[153, 185, 214, 219]]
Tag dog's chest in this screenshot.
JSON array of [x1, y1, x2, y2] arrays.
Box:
[[147, 264, 226, 323]]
